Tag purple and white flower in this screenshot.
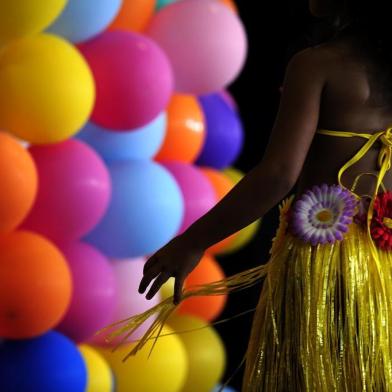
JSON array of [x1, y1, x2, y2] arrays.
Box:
[[290, 184, 358, 245]]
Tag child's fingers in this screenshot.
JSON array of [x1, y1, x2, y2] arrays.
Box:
[[138, 265, 161, 294], [145, 271, 171, 300], [173, 273, 186, 305], [143, 254, 159, 274]]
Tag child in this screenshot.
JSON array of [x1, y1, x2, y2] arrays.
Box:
[[99, 0, 392, 390]]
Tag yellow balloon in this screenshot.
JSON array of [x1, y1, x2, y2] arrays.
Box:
[[79, 345, 113, 392], [168, 314, 226, 392], [160, 277, 175, 301], [0, 0, 67, 46], [0, 33, 95, 144], [219, 167, 262, 254], [94, 325, 188, 392]]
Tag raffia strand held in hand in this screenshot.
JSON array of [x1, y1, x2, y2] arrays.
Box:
[[94, 260, 271, 361]]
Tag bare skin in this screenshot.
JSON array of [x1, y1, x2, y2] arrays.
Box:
[[139, 34, 392, 305], [309, 0, 339, 17], [297, 36, 392, 196]]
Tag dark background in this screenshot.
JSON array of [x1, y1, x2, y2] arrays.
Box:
[[216, 1, 315, 389]]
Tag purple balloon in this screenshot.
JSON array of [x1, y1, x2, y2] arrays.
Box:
[[196, 94, 244, 169], [161, 161, 216, 234], [219, 90, 238, 112], [147, 0, 247, 94], [56, 242, 117, 343], [22, 140, 111, 243], [89, 258, 161, 346], [79, 31, 174, 130]]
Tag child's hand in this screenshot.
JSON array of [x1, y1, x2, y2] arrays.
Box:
[[138, 235, 205, 305]]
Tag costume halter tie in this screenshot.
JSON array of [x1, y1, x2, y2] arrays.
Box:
[[317, 126, 392, 278]]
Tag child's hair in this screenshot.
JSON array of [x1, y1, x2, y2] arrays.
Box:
[[308, 0, 392, 106]]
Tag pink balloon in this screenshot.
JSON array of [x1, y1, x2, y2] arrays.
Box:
[[89, 258, 162, 346], [56, 242, 117, 343], [79, 31, 174, 130], [22, 140, 111, 242], [161, 161, 216, 234], [146, 0, 247, 94]]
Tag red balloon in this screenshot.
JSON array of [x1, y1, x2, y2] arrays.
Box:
[[155, 94, 206, 163], [178, 254, 227, 321], [0, 132, 37, 233], [0, 231, 72, 339]]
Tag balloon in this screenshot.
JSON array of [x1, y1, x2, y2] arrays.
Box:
[[79, 31, 173, 130], [56, 242, 117, 343], [0, 34, 95, 144], [161, 162, 216, 234], [79, 345, 113, 392], [47, 0, 122, 43], [109, 0, 156, 32], [196, 94, 244, 169], [0, 231, 72, 339], [219, 168, 261, 254], [0, 331, 86, 392], [200, 168, 238, 254], [0, 132, 37, 233], [178, 254, 227, 321], [156, 0, 175, 10], [90, 258, 162, 346], [157, 0, 237, 13], [95, 325, 187, 392], [85, 160, 183, 258], [168, 314, 226, 392], [147, 0, 247, 94], [160, 277, 175, 300], [76, 113, 166, 162], [154, 95, 205, 163], [219, 90, 238, 112], [0, 0, 66, 46], [220, 0, 238, 12], [22, 140, 111, 243]]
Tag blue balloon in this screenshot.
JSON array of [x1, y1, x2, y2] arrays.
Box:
[[85, 160, 184, 258], [0, 331, 87, 392], [75, 113, 167, 162], [47, 0, 122, 43], [156, 0, 177, 10], [196, 94, 244, 169]]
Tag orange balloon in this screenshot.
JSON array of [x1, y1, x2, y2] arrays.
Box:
[[155, 94, 206, 163], [220, 0, 238, 12], [108, 0, 156, 33], [0, 231, 72, 338], [178, 254, 227, 322], [200, 167, 239, 254], [0, 132, 37, 233]]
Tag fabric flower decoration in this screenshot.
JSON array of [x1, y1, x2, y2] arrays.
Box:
[[269, 194, 295, 255], [289, 184, 358, 245], [370, 190, 392, 250]]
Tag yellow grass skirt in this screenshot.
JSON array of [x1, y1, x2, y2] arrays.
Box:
[[96, 195, 392, 391]]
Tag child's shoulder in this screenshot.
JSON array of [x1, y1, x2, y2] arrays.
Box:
[[286, 38, 364, 89], [289, 38, 357, 69]]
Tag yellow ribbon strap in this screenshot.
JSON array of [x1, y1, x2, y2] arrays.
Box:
[[317, 127, 392, 299]]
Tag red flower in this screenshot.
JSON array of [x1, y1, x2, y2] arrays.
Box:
[[370, 191, 392, 250]]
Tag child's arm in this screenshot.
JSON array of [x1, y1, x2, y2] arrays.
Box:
[[183, 47, 327, 250], [139, 47, 328, 303]]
